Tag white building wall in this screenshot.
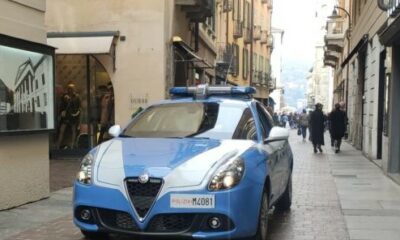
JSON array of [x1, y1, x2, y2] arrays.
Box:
[[0, 0, 49, 210], [270, 28, 284, 111], [362, 35, 381, 159]]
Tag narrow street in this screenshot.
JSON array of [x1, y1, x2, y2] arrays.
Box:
[[1, 130, 400, 240]]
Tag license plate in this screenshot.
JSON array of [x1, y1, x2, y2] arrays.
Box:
[[170, 194, 215, 209]]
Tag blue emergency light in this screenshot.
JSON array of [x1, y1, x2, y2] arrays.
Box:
[[169, 84, 256, 99]]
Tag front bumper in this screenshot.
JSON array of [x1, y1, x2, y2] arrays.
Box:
[[73, 181, 263, 239]]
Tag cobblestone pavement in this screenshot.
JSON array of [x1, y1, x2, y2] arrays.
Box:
[[50, 159, 80, 192], [5, 131, 350, 240], [267, 133, 349, 240]]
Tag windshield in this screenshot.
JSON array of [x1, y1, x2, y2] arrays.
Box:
[[122, 102, 246, 139]]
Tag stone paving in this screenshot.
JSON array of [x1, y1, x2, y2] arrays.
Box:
[[50, 159, 80, 192], [267, 133, 349, 240], [2, 131, 399, 240]]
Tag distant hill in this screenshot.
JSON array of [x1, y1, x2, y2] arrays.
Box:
[[280, 59, 309, 108]]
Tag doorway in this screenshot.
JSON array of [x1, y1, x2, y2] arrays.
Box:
[[377, 50, 386, 160], [50, 55, 114, 158]]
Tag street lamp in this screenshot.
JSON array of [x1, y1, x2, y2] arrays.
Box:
[[328, 5, 351, 115]]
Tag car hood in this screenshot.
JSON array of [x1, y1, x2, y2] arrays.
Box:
[[94, 137, 254, 189]]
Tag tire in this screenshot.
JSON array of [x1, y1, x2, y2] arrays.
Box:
[[254, 191, 269, 240], [80, 230, 109, 240], [275, 173, 292, 211]]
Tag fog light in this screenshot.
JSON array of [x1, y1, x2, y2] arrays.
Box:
[[80, 209, 91, 221], [208, 217, 221, 229]]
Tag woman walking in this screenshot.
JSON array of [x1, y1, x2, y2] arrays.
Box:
[[329, 103, 347, 153], [309, 103, 326, 153], [299, 109, 309, 142]]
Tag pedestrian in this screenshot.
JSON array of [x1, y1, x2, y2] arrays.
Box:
[[299, 109, 309, 142], [309, 103, 326, 153], [328, 103, 347, 153], [281, 113, 288, 128], [272, 112, 280, 126]]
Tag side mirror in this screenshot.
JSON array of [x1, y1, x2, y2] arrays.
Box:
[[264, 127, 289, 144], [108, 125, 121, 138]]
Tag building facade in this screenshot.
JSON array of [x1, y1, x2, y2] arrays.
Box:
[[0, 0, 53, 210], [46, 0, 216, 156], [270, 27, 284, 111], [306, 0, 335, 113], [308, 44, 333, 112], [324, 0, 400, 183], [215, 0, 274, 102]]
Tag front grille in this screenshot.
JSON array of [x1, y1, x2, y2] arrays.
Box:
[[147, 214, 195, 232], [97, 208, 140, 231], [126, 178, 163, 218]]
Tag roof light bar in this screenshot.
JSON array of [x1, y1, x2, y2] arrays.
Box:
[[169, 84, 256, 99]]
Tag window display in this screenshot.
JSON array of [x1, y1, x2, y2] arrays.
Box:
[[51, 54, 113, 152], [0, 35, 55, 134]]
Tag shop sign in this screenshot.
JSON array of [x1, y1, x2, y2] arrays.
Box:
[[0, 34, 55, 134]]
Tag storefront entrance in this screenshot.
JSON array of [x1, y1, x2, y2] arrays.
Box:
[[50, 55, 114, 158]]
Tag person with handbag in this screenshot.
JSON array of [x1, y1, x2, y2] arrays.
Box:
[[298, 109, 309, 142]]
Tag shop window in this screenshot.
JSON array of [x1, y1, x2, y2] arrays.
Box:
[[233, 0, 241, 20], [383, 73, 391, 136], [44, 93, 47, 107], [52, 55, 114, 153], [243, 48, 248, 79], [232, 44, 240, 77]]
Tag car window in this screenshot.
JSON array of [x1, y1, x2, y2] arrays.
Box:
[[122, 102, 247, 139], [256, 102, 273, 139], [232, 108, 258, 141]]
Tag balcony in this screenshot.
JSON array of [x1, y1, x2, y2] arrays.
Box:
[[216, 43, 234, 77], [260, 30, 268, 44], [176, 0, 213, 22], [267, 34, 274, 49], [325, 19, 345, 53], [258, 71, 264, 84], [252, 70, 260, 84], [323, 50, 340, 68], [222, 0, 232, 12], [253, 25, 261, 40], [244, 26, 252, 44], [233, 20, 243, 38], [268, 76, 276, 90]]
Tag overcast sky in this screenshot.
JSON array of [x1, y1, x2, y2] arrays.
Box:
[[272, 0, 335, 106], [0, 46, 44, 89], [273, 0, 334, 64]]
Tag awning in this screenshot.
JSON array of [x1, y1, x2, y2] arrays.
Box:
[[341, 34, 368, 68], [173, 36, 213, 69], [47, 31, 119, 54]]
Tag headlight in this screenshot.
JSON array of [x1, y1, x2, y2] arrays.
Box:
[[77, 153, 94, 184], [208, 158, 245, 191]]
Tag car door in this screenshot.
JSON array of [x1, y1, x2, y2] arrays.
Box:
[[257, 104, 291, 195], [254, 103, 281, 203]]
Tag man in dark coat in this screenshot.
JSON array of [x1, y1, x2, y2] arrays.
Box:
[[329, 103, 347, 153], [309, 103, 326, 153]]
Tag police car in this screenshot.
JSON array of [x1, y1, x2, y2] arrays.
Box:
[[74, 85, 293, 240]]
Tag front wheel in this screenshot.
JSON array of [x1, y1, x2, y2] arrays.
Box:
[[275, 173, 292, 211], [254, 191, 269, 240], [81, 230, 109, 240]]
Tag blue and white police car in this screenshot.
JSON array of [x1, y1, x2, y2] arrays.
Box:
[[74, 85, 293, 240]]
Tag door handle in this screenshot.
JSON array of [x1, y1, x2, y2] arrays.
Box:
[[267, 158, 272, 165]]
